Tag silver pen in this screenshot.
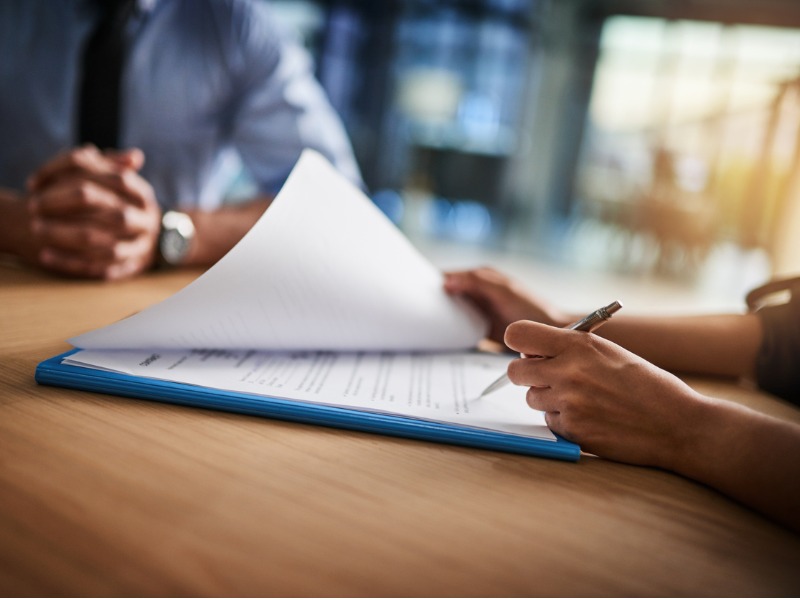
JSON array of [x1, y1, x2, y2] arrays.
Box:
[[478, 300, 623, 398]]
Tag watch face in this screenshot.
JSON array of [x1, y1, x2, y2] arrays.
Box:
[[161, 228, 191, 265], [159, 211, 195, 265]]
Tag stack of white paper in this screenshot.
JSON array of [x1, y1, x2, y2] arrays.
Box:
[[65, 150, 555, 442]]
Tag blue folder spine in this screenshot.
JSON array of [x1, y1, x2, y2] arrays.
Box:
[[35, 350, 581, 462]]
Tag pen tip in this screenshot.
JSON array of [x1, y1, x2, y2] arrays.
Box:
[[604, 300, 623, 315]]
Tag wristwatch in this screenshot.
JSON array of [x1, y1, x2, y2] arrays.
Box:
[[158, 210, 196, 266]]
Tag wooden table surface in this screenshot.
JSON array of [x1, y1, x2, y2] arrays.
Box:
[[1, 262, 799, 597]]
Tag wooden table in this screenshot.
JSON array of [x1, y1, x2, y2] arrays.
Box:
[[1, 262, 799, 596]]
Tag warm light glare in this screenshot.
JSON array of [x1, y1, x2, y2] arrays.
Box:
[[591, 18, 800, 131], [576, 16, 800, 278]]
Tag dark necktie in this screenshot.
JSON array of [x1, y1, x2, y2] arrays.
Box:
[[78, 0, 136, 149]]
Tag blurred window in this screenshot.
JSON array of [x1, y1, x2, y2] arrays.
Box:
[[576, 16, 800, 275]]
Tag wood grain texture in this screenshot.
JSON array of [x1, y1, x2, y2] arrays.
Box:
[[1, 263, 799, 596]]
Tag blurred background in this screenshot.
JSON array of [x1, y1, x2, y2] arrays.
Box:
[[267, 0, 800, 311]]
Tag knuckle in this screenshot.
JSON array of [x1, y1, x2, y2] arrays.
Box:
[[106, 260, 135, 281], [64, 152, 82, 169], [118, 206, 134, 231], [75, 181, 94, 205], [119, 170, 141, 192], [72, 147, 94, 169], [477, 266, 502, 283], [100, 266, 117, 280], [115, 171, 131, 188], [471, 267, 491, 282], [506, 359, 525, 384], [543, 412, 562, 436], [525, 387, 540, 409], [109, 242, 127, 262]]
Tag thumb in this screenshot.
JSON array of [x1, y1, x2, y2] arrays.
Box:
[[505, 320, 572, 358]]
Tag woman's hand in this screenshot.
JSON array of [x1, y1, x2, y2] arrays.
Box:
[[444, 267, 570, 347], [504, 320, 712, 470]]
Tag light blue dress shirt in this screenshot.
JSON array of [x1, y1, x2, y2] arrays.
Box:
[[0, 0, 362, 210]]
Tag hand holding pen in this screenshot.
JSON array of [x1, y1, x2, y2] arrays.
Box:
[[479, 300, 623, 397]]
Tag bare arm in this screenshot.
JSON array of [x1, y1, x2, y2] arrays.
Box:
[[181, 198, 271, 268], [19, 146, 271, 276], [444, 267, 762, 380], [591, 313, 762, 380], [505, 321, 800, 532], [678, 396, 800, 532]]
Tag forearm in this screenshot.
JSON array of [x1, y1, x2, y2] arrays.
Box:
[[182, 197, 271, 267], [591, 314, 763, 380], [672, 398, 800, 532]]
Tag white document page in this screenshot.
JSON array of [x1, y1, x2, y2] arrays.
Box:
[[64, 349, 555, 442], [70, 150, 486, 352]]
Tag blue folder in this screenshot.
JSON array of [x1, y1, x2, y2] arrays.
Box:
[[36, 349, 581, 462]]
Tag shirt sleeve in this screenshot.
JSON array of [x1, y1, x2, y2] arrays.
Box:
[[222, 1, 363, 195], [753, 278, 800, 403]]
